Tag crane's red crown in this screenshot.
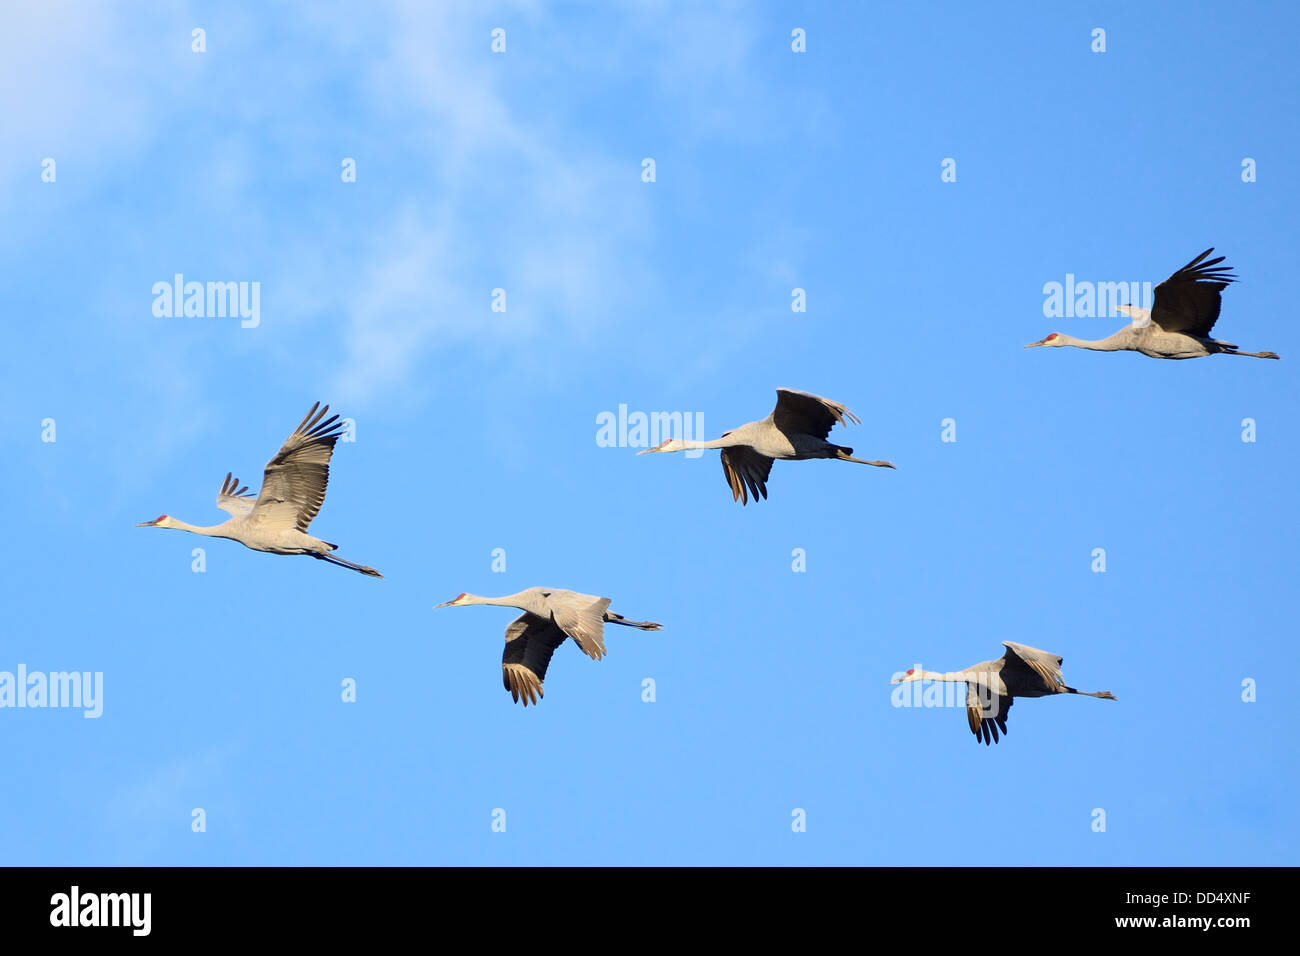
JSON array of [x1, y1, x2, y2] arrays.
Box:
[[155, 515, 169, 523], [455, 593, 466, 601], [1045, 333, 1059, 342], [905, 668, 915, 676]]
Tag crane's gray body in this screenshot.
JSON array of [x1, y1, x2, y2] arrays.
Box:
[[894, 641, 1116, 745], [639, 388, 895, 504], [716, 419, 832, 460], [1027, 249, 1279, 361], [137, 403, 382, 577], [1038, 324, 1244, 361], [436, 587, 663, 706]]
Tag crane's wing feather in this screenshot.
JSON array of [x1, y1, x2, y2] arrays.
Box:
[[771, 388, 861, 441], [1150, 248, 1236, 337], [1002, 641, 1066, 689], [967, 682, 1013, 746], [501, 613, 567, 706], [550, 596, 611, 661], [216, 472, 256, 517], [250, 402, 345, 532], [720, 445, 774, 505]]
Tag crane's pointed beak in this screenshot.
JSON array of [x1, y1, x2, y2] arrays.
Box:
[[1024, 340, 1043, 349], [434, 600, 455, 608], [135, 520, 156, 527], [636, 448, 653, 455]]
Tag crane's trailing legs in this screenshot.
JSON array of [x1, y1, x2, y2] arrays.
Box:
[[1221, 348, 1280, 359], [312, 548, 383, 578], [834, 447, 896, 468], [1065, 686, 1117, 699], [603, 611, 662, 630]]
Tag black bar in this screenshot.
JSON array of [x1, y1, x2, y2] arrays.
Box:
[[0, 866, 1281, 941]]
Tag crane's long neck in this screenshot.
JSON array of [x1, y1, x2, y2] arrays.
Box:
[[1056, 331, 1131, 352], [913, 667, 1000, 684], [167, 519, 229, 537], [912, 669, 965, 682], [672, 435, 744, 451], [458, 593, 527, 609]]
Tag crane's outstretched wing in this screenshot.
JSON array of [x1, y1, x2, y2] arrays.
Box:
[[721, 444, 774, 505], [550, 595, 611, 661], [1002, 641, 1066, 690], [1150, 248, 1236, 337], [216, 472, 256, 517], [501, 613, 568, 706], [967, 682, 1013, 745], [250, 402, 344, 532], [771, 388, 861, 441]]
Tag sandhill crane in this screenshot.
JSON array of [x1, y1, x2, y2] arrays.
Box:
[[1027, 249, 1279, 360], [637, 388, 895, 505], [435, 588, 662, 706], [891, 641, 1116, 745], [136, 402, 382, 577]]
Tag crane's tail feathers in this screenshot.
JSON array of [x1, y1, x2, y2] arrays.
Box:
[[313, 551, 384, 578], [834, 446, 897, 469], [604, 612, 663, 631]]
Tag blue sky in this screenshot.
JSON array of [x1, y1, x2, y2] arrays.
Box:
[[2, 1, 1297, 865]]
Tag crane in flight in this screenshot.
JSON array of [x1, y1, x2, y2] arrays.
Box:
[[436, 588, 662, 706], [637, 388, 895, 505], [136, 402, 382, 577], [892, 641, 1116, 745], [1027, 248, 1279, 360]]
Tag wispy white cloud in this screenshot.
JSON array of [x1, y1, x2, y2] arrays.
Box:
[[3, 0, 770, 413], [289, 1, 666, 400], [0, 3, 192, 200]]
